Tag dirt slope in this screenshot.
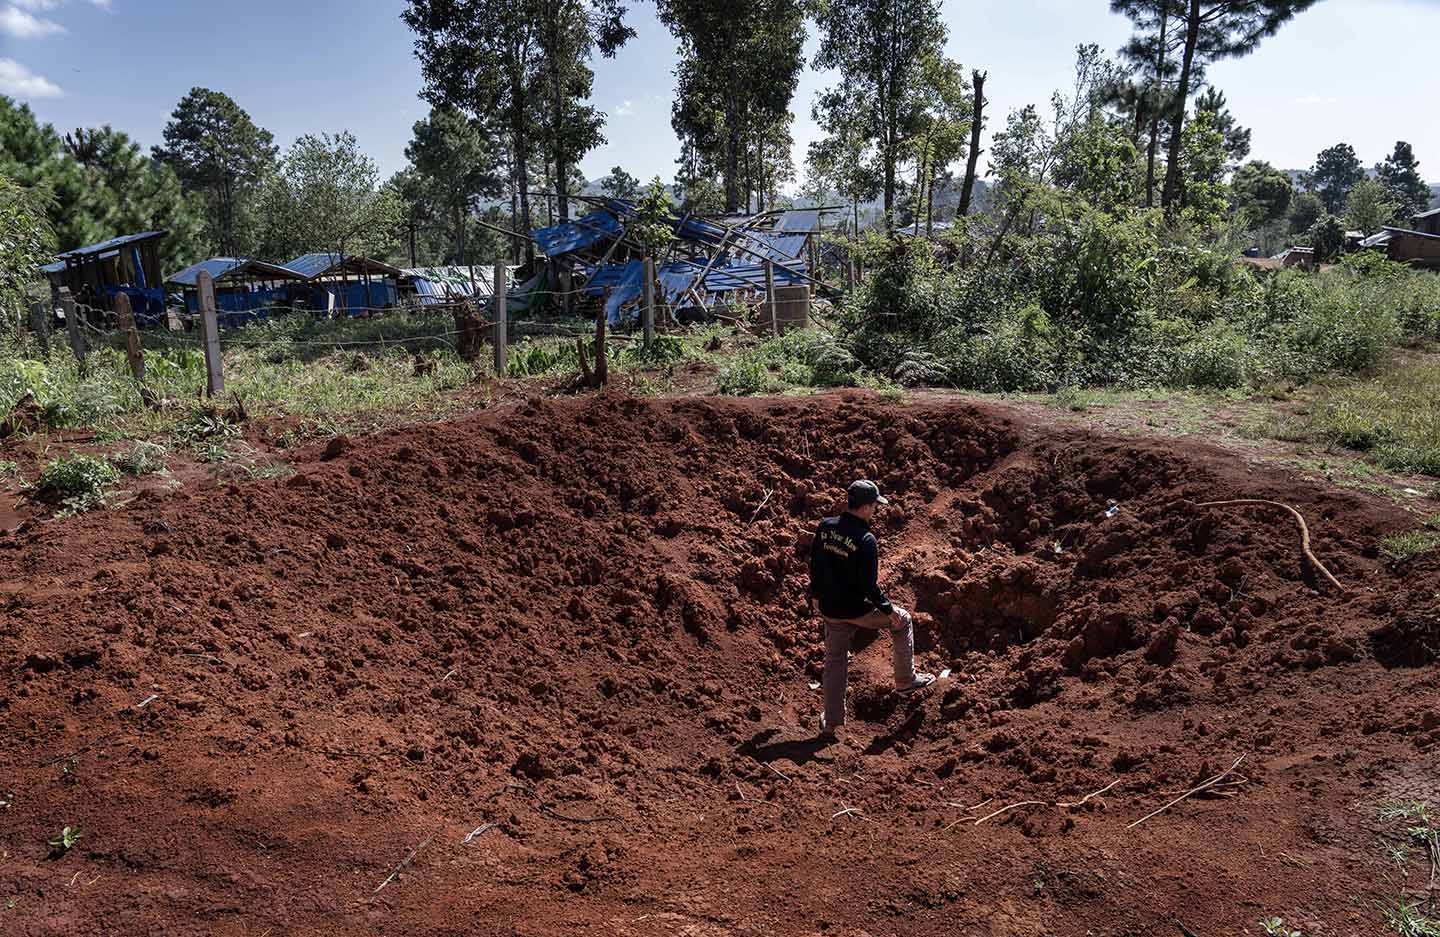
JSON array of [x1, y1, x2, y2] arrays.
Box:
[[1, 391, 1437, 936]]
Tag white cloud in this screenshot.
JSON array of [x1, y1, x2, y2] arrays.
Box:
[[1295, 94, 1339, 106], [11, 0, 60, 10], [0, 4, 65, 37], [89, 0, 110, 8], [614, 99, 634, 117], [0, 58, 62, 98]]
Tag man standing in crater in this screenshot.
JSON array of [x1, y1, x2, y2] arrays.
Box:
[[810, 480, 935, 739]]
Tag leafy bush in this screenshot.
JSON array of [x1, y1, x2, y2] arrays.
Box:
[[35, 455, 120, 513]]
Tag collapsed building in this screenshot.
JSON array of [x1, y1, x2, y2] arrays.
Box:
[[527, 197, 831, 329]]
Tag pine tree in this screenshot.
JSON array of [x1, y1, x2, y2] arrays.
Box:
[[1312, 143, 1365, 215], [1158, 1, 1318, 212], [1377, 141, 1431, 224]]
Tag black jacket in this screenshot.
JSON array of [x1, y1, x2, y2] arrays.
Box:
[[809, 512, 893, 620]]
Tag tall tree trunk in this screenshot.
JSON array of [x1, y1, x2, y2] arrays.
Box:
[[882, 135, 896, 231], [1145, 4, 1170, 208], [1161, 0, 1201, 213], [723, 125, 741, 214], [926, 169, 937, 238], [914, 150, 924, 236], [959, 71, 986, 217]]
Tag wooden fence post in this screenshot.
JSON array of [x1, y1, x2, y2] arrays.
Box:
[[58, 287, 86, 374], [27, 301, 49, 355], [196, 271, 225, 397], [492, 263, 508, 376], [763, 259, 778, 337], [642, 256, 656, 349], [114, 292, 146, 383]]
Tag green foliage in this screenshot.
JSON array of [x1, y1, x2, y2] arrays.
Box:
[[1260, 918, 1301, 937], [812, 0, 948, 222], [48, 826, 81, 853], [1344, 176, 1400, 234], [718, 328, 879, 396], [259, 131, 404, 260], [1233, 160, 1294, 227], [402, 107, 502, 266], [154, 87, 277, 256], [171, 408, 242, 448], [599, 166, 640, 201], [0, 175, 54, 314], [622, 335, 688, 369], [36, 455, 120, 514], [1313, 142, 1365, 215], [1307, 214, 1346, 263], [1381, 529, 1440, 563], [1378, 141, 1432, 224], [631, 176, 677, 257], [112, 441, 168, 477], [657, 0, 806, 213], [1, 97, 205, 270]]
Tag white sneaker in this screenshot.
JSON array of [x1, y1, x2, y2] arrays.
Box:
[[897, 672, 936, 695]]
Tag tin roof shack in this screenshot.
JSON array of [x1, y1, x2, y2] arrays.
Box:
[[1377, 227, 1440, 270], [166, 258, 308, 327], [285, 254, 404, 315], [42, 231, 169, 322]]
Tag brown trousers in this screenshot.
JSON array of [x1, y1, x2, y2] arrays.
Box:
[[822, 607, 915, 728]]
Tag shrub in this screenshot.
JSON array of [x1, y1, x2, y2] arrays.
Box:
[[35, 455, 120, 513]]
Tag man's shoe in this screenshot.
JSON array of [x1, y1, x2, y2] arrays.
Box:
[[897, 672, 937, 695]]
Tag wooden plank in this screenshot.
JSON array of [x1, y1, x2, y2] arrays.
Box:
[[195, 271, 225, 397], [492, 263, 508, 376], [58, 287, 86, 373], [114, 292, 146, 382], [763, 259, 777, 337]]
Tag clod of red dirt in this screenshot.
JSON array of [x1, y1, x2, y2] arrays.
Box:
[[0, 391, 1434, 936]]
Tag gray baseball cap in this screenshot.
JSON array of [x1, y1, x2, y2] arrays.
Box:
[[847, 479, 889, 508]]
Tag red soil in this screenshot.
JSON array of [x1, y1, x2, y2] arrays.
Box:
[[1, 391, 1437, 936]]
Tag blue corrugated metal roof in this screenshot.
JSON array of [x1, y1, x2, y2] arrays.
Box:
[[285, 252, 345, 279], [603, 261, 645, 325], [705, 262, 806, 293], [776, 210, 820, 233], [534, 210, 624, 257], [745, 231, 807, 261], [57, 230, 166, 260], [40, 260, 67, 275], [166, 257, 306, 287]]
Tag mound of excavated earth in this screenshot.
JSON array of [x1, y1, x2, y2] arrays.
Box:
[[2, 391, 1437, 935]]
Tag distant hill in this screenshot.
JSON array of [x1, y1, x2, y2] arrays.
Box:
[[1431, 183, 1439, 210]]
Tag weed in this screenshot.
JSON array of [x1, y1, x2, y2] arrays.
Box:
[[111, 441, 168, 477], [1261, 918, 1301, 937], [48, 826, 81, 853], [171, 409, 242, 448], [195, 442, 236, 465], [1381, 530, 1440, 563], [35, 455, 120, 514], [0, 460, 19, 481], [1382, 898, 1440, 937], [622, 335, 688, 369]]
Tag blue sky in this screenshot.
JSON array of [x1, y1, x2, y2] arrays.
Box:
[[4, 0, 1439, 186]]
